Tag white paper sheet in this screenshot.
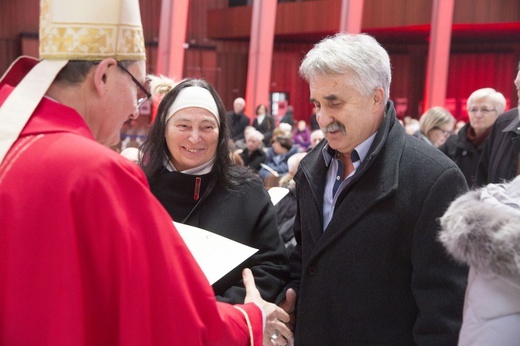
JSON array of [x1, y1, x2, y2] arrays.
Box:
[[260, 163, 279, 177], [174, 222, 258, 285], [268, 186, 290, 206]]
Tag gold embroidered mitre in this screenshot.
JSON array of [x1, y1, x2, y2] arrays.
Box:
[[39, 0, 145, 61]]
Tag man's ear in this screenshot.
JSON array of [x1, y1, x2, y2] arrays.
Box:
[[372, 87, 385, 109], [372, 87, 385, 113], [92, 58, 117, 97]]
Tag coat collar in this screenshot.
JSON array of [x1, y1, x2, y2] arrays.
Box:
[[502, 110, 520, 134], [296, 101, 402, 253]]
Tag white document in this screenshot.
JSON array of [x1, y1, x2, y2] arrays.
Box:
[[260, 163, 279, 177], [268, 186, 290, 206], [174, 222, 258, 285]]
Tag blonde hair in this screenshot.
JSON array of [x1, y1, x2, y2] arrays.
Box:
[[148, 74, 177, 102], [419, 107, 455, 135]]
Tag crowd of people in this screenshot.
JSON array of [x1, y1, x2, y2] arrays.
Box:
[[1, 0, 520, 344]]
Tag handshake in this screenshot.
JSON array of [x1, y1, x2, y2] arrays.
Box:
[[243, 268, 296, 346]]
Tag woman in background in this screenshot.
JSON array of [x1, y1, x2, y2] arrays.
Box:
[[252, 103, 275, 146], [439, 88, 506, 187], [239, 129, 266, 172], [415, 106, 455, 148], [292, 120, 311, 151]]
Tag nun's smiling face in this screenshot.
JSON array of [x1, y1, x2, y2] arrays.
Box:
[[165, 107, 219, 171]]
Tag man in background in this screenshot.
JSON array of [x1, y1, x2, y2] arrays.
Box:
[[227, 97, 251, 142]]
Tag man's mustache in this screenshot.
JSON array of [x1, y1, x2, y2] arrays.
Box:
[[321, 121, 347, 136]]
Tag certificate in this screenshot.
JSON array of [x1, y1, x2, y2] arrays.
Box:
[[268, 186, 290, 206], [174, 222, 258, 285]]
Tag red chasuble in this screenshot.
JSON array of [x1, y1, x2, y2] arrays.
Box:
[[0, 70, 262, 345]]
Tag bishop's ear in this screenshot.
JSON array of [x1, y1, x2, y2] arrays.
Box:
[[92, 58, 117, 97]]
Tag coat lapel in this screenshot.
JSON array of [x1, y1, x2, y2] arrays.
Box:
[[309, 102, 404, 258], [296, 142, 329, 244]]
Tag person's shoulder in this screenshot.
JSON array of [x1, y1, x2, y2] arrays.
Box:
[[47, 135, 146, 184], [90, 145, 144, 178], [438, 133, 458, 154], [227, 165, 269, 193], [53, 133, 114, 162], [440, 178, 520, 274], [402, 134, 458, 171], [495, 108, 518, 125]]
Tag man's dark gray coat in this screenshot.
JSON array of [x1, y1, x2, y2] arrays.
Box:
[[286, 102, 468, 345]]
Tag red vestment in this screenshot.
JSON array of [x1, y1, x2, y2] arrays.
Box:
[[0, 67, 262, 345]]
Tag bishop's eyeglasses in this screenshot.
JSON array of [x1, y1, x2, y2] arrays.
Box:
[[117, 62, 151, 109]]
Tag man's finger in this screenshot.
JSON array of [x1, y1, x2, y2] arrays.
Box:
[[279, 288, 297, 313], [285, 289, 296, 309]]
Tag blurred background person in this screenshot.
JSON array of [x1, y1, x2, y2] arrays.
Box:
[[403, 115, 421, 135], [252, 103, 275, 146], [140, 77, 290, 304], [278, 122, 293, 137], [279, 105, 294, 126], [309, 106, 320, 131], [415, 106, 455, 147], [308, 129, 324, 151], [274, 152, 307, 255], [233, 125, 255, 150], [440, 175, 520, 346], [455, 120, 467, 133], [239, 129, 266, 173], [292, 119, 311, 151], [226, 96, 250, 143], [476, 62, 520, 186], [439, 88, 506, 187], [258, 135, 298, 187]]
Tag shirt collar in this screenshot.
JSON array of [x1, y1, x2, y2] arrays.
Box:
[[164, 156, 215, 174], [321, 131, 377, 167]]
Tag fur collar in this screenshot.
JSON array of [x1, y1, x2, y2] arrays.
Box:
[[439, 176, 520, 279]]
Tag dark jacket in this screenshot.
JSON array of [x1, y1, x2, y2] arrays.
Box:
[[475, 108, 520, 186], [226, 111, 250, 141], [239, 148, 266, 172], [439, 122, 487, 187], [149, 168, 290, 304], [280, 108, 294, 126], [253, 115, 276, 145], [274, 186, 297, 255], [286, 102, 468, 345]]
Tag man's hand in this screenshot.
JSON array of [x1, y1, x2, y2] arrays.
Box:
[[243, 268, 294, 346]]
